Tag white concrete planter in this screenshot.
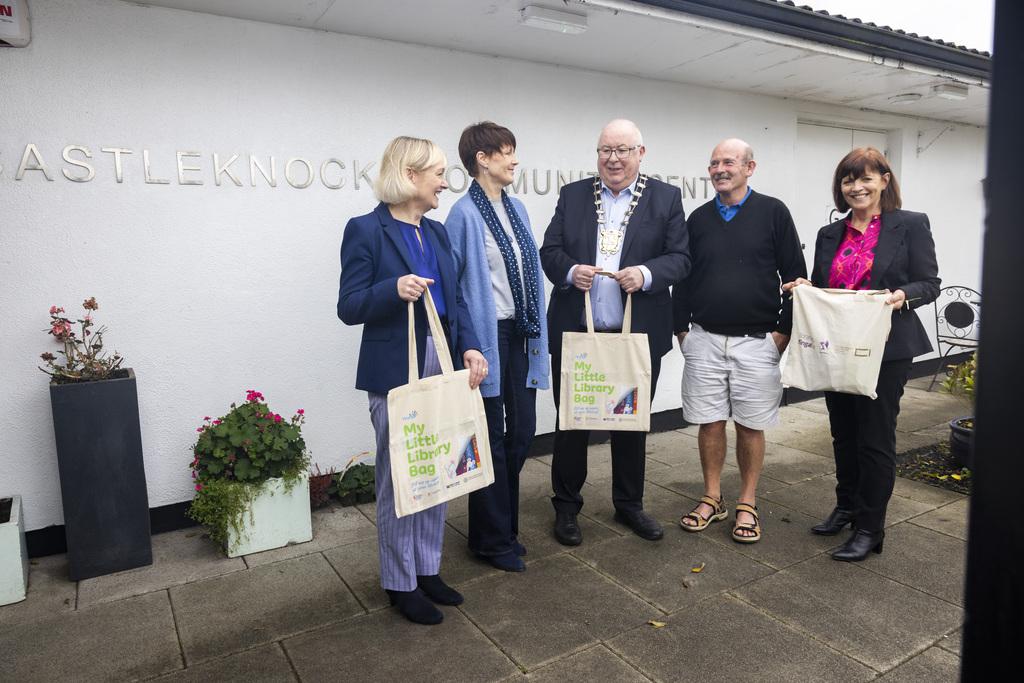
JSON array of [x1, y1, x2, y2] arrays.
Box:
[[0, 496, 29, 606], [226, 473, 312, 558]]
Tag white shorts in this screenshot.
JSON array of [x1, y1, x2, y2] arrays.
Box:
[[680, 324, 783, 430]]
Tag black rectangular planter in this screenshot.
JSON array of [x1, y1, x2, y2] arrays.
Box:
[[49, 368, 152, 580]]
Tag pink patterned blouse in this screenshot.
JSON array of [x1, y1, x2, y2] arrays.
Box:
[[829, 215, 881, 290]]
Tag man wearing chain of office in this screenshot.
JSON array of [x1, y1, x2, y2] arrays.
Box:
[[540, 119, 691, 545]]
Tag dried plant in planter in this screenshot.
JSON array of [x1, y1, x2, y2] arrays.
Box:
[[309, 464, 338, 509], [39, 298, 125, 383]]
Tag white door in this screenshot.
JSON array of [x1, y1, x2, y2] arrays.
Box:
[[793, 123, 888, 262]]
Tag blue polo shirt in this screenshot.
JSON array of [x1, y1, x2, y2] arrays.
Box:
[[714, 186, 752, 222]]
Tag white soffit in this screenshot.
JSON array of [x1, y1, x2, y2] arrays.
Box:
[[129, 0, 990, 126]]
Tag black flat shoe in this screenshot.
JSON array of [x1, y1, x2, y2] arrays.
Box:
[[554, 511, 582, 546], [811, 508, 856, 536], [416, 574, 464, 605], [614, 509, 664, 541], [386, 588, 443, 625], [832, 529, 884, 562], [478, 551, 525, 572]]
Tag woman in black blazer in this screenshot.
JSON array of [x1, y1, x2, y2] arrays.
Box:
[[784, 147, 940, 561]]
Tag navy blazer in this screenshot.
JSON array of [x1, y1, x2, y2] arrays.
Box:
[[810, 209, 941, 361], [540, 176, 690, 360], [338, 203, 481, 393]]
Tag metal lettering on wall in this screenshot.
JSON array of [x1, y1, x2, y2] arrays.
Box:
[[0, 144, 713, 199]]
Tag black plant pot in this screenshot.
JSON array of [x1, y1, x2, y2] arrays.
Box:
[[49, 369, 152, 580], [949, 416, 975, 470]]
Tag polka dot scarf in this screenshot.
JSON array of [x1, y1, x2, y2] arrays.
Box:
[[469, 179, 542, 339]]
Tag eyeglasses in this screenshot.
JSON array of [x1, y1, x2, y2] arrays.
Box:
[[597, 146, 639, 160]]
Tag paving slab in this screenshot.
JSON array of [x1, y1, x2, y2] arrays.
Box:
[[0, 590, 181, 682], [607, 593, 875, 682], [699, 498, 843, 570], [861, 523, 966, 606], [525, 645, 648, 682], [909, 498, 969, 541], [577, 480, 696, 530], [734, 555, 963, 672], [759, 442, 837, 484], [660, 465, 786, 506], [936, 626, 962, 655], [0, 553, 76, 626], [763, 475, 935, 527], [877, 646, 961, 681], [458, 554, 660, 670], [788, 396, 830, 414], [891, 388, 963, 433], [78, 527, 246, 607], [892, 477, 966, 508], [517, 456, 556, 503], [152, 643, 296, 682], [448, 495, 621, 565], [572, 526, 773, 613], [643, 429, 702, 467], [171, 553, 362, 664], [283, 605, 518, 682], [243, 503, 377, 568], [763, 406, 836, 456], [574, 441, 672, 486], [907, 421, 953, 445]]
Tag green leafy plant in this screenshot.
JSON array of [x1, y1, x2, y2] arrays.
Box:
[[39, 297, 125, 384], [188, 390, 309, 550], [335, 463, 375, 505], [942, 352, 976, 404]]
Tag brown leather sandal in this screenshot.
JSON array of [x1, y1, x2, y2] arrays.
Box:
[[680, 495, 728, 532], [732, 503, 761, 544]]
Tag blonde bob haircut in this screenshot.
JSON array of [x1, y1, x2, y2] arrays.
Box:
[[374, 136, 448, 205]]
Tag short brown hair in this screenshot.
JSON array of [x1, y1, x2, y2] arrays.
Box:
[[832, 147, 902, 213], [458, 121, 517, 177]]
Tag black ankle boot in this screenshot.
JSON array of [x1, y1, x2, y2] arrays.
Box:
[[386, 588, 443, 625], [811, 508, 856, 536], [832, 529, 884, 562], [416, 574, 464, 605]]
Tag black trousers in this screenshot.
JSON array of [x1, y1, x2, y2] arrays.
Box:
[[550, 338, 661, 515], [468, 320, 537, 556], [824, 358, 912, 532]]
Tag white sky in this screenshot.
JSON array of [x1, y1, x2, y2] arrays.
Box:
[[801, 0, 995, 53]]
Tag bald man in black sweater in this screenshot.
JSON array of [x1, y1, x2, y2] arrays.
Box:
[[672, 138, 806, 544]]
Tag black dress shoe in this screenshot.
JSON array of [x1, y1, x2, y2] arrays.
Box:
[[416, 574, 464, 605], [512, 540, 527, 557], [478, 551, 526, 572], [554, 511, 582, 546], [832, 529, 884, 562], [614, 509, 664, 541], [811, 507, 856, 535], [386, 588, 443, 625]]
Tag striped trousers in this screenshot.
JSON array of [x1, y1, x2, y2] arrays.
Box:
[[367, 337, 447, 592]]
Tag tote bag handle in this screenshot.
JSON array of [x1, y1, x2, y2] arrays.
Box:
[[582, 289, 634, 337], [406, 287, 456, 384]]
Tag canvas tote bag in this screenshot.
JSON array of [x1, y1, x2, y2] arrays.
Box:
[[559, 291, 652, 431], [782, 286, 893, 399], [387, 289, 494, 517]]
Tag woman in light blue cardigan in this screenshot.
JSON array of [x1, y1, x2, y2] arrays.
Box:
[[445, 122, 549, 572]]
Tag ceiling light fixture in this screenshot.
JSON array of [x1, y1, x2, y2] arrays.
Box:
[[888, 93, 923, 104], [519, 5, 588, 34], [932, 83, 969, 101]]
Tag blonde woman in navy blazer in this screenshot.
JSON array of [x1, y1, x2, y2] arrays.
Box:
[[338, 136, 486, 625], [784, 147, 940, 562]]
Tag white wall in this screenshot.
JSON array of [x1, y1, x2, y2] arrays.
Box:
[[0, 0, 987, 531]]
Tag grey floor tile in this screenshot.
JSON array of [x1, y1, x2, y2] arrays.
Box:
[[283, 607, 518, 682], [78, 527, 246, 607], [171, 553, 362, 664], [892, 477, 966, 508], [764, 406, 836, 456], [0, 590, 180, 681], [788, 396, 830, 414], [525, 645, 647, 681], [660, 465, 785, 505], [573, 528, 773, 613], [760, 442, 837, 484], [643, 430, 702, 467], [891, 389, 964, 433], [578, 442, 672, 485], [763, 476, 935, 527], [936, 626, 962, 655], [734, 555, 963, 671], [458, 554, 660, 669], [152, 643, 296, 682], [0, 553, 76, 626], [243, 503, 376, 568], [578, 480, 696, 530], [607, 593, 875, 682], [861, 523, 966, 606], [909, 498, 969, 541], [699, 498, 843, 570], [517, 457, 555, 502], [878, 646, 961, 681]]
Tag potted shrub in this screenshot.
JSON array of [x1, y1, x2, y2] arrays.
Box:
[[40, 299, 152, 580], [942, 353, 976, 469], [188, 390, 312, 557], [335, 461, 376, 507], [1, 496, 29, 606]]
